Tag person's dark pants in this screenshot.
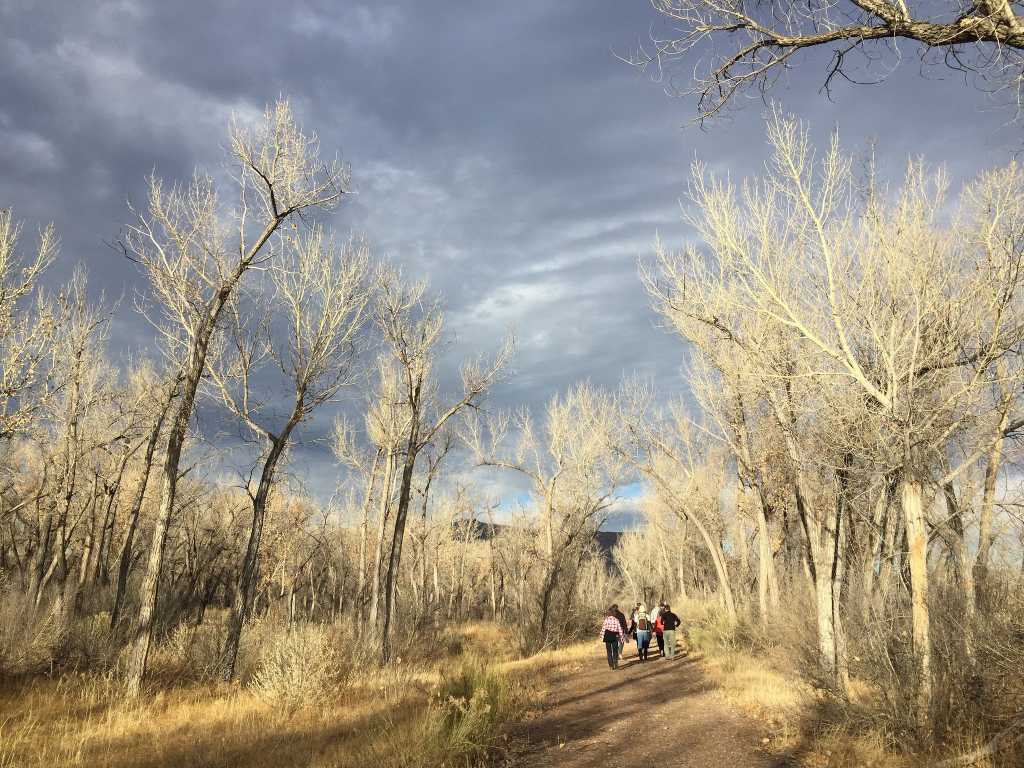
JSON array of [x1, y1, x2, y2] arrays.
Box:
[[655, 632, 665, 657], [604, 639, 620, 669]]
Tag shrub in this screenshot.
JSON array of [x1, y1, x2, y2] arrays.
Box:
[[371, 659, 518, 768], [437, 665, 508, 765], [61, 612, 118, 672], [0, 590, 64, 676], [145, 620, 226, 684], [248, 624, 339, 710]]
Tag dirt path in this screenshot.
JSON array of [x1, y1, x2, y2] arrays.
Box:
[[507, 644, 787, 768]]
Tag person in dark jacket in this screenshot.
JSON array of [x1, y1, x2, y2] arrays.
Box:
[[660, 604, 682, 659], [611, 603, 628, 657]]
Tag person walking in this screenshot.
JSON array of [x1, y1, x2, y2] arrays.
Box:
[[600, 608, 626, 669], [634, 606, 652, 661], [660, 603, 682, 659], [628, 602, 642, 637], [612, 603, 628, 658], [652, 602, 666, 657]]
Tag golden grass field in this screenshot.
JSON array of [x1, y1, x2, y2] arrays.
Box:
[[0, 622, 598, 768], [1, 608, 1016, 768]]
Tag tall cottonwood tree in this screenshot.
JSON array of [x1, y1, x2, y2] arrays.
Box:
[[209, 227, 373, 680], [646, 112, 1024, 730], [0, 209, 58, 443], [374, 268, 512, 661], [119, 100, 349, 695], [27, 271, 111, 609]]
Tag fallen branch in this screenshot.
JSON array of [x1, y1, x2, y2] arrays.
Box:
[[935, 713, 1024, 768]]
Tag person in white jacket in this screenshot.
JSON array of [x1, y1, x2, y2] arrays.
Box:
[[634, 605, 652, 661]]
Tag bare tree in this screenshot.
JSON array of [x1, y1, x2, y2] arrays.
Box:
[[118, 100, 349, 696], [630, 0, 1024, 121], [26, 270, 111, 609], [613, 384, 740, 622], [374, 267, 512, 661], [0, 209, 58, 442], [466, 383, 623, 643], [644, 110, 1024, 730], [209, 227, 373, 680]]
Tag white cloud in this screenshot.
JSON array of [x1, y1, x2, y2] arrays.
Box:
[[0, 124, 61, 172], [48, 38, 262, 160], [291, 5, 401, 49]]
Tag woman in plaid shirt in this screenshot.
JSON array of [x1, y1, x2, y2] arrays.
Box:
[[599, 608, 626, 669]]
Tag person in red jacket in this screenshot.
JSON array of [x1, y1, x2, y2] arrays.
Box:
[[660, 604, 682, 659], [653, 602, 667, 657]]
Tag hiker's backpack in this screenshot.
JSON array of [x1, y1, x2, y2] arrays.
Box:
[[637, 616, 649, 631]]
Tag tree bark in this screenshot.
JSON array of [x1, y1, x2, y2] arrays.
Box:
[[111, 391, 172, 632], [354, 449, 382, 619], [902, 477, 933, 734], [367, 449, 396, 627], [381, 438, 422, 662], [222, 418, 297, 682], [975, 397, 1009, 606], [862, 478, 892, 620], [753, 491, 775, 625]]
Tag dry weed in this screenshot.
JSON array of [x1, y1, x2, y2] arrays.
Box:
[[249, 624, 341, 711]]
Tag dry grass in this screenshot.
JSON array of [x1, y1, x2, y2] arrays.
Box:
[[699, 650, 805, 728], [0, 620, 541, 768], [676, 598, 1020, 768]]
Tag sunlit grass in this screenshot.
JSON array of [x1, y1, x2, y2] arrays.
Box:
[[0, 621, 537, 768]]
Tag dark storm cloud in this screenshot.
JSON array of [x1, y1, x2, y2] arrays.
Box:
[[1, 0, 1020, 507]]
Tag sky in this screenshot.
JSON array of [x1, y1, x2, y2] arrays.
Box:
[[1, 0, 1022, 526]]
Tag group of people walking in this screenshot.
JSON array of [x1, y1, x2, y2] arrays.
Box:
[[599, 602, 682, 670]]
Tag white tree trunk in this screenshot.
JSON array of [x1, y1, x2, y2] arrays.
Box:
[[902, 478, 933, 732]]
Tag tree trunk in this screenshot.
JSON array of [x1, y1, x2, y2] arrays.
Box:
[[937, 482, 977, 671], [902, 477, 933, 734], [354, 450, 382, 619], [418, 522, 429, 615], [538, 559, 563, 641], [93, 446, 134, 586], [222, 424, 294, 681], [754, 495, 774, 625], [26, 492, 53, 606], [111, 393, 171, 632], [77, 474, 100, 589], [124, 423, 185, 697], [368, 449, 396, 627], [862, 479, 891, 620], [794, 473, 849, 695], [832, 487, 851, 692], [124, 338, 214, 697], [975, 401, 1008, 606]]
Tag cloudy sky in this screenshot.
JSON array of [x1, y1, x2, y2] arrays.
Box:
[[1, 1, 1021, 523]]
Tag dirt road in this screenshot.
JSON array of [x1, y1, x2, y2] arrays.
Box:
[[508, 644, 786, 768]]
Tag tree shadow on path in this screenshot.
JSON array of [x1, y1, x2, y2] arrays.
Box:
[[509, 651, 786, 768]]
